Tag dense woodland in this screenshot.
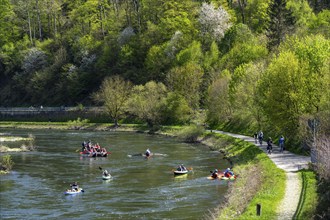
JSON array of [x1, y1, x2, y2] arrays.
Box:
[[1, 0, 329, 153]]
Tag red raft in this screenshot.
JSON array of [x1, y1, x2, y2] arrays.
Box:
[[80, 150, 110, 157]]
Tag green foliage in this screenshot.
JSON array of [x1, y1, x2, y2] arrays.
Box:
[[161, 92, 192, 125], [206, 70, 232, 126], [266, 0, 296, 50], [93, 76, 132, 126], [308, 10, 330, 38], [229, 62, 265, 129], [177, 124, 205, 143], [219, 24, 268, 71], [1, 154, 14, 171], [166, 62, 204, 109], [127, 81, 167, 127], [67, 117, 90, 128], [258, 51, 303, 138], [176, 41, 203, 66]]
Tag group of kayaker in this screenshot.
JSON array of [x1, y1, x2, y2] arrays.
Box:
[[211, 168, 235, 179], [81, 140, 108, 157]]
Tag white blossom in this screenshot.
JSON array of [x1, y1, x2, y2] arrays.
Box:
[[199, 3, 232, 41]]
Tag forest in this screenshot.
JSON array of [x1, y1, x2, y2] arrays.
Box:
[[1, 0, 329, 152]]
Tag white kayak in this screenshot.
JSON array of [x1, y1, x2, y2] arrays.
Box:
[[174, 170, 188, 175], [64, 188, 84, 195], [102, 175, 111, 180]]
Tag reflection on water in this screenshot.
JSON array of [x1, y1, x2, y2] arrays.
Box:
[[0, 129, 230, 219]]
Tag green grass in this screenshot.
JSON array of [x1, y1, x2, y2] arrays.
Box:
[[201, 133, 286, 220], [295, 170, 318, 219]]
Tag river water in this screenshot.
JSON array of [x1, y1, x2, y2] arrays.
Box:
[[0, 129, 230, 220]]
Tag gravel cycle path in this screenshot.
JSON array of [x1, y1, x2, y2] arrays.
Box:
[[211, 130, 311, 220]]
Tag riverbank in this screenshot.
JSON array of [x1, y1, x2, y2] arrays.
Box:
[[199, 132, 286, 219]]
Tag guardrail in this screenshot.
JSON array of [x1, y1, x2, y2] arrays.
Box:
[[0, 106, 104, 116]]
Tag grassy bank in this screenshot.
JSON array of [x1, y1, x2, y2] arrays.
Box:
[[295, 170, 318, 219], [200, 132, 286, 220]]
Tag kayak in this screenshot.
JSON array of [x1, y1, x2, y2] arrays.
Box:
[[102, 175, 111, 180], [221, 176, 236, 180], [64, 188, 84, 195], [207, 175, 236, 180], [174, 170, 189, 175]]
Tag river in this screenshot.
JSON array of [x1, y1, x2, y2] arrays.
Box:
[[0, 129, 230, 219]]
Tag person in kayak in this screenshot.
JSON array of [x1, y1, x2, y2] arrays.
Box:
[[224, 168, 234, 177], [70, 182, 79, 191], [103, 169, 110, 177], [177, 164, 187, 171], [211, 169, 219, 178], [145, 148, 151, 157]]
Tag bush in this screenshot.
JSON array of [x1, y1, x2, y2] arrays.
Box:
[[1, 155, 14, 171], [177, 124, 205, 143]]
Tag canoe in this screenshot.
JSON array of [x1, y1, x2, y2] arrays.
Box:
[[174, 170, 189, 175], [102, 175, 111, 180], [64, 188, 84, 195]]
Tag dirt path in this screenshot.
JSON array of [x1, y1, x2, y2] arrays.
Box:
[[212, 130, 310, 220]]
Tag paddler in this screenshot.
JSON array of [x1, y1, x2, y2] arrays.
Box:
[[211, 169, 219, 178], [145, 148, 151, 157], [224, 168, 234, 177], [177, 164, 187, 171]]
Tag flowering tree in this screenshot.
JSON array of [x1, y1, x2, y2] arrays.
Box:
[[199, 3, 232, 41]]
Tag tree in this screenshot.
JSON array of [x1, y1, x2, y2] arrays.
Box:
[[0, 0, 17, 46], [206, 70, 232, 126], [257, 51, 305, 140], [198, 2, 232, 42], [229, 62, 265, 129], [219, 24, 268, 72], [161, 92, 192, 125], [266, 0, 296, 50], [166, 62, 204, 109], [93, 75, 132, 127], [127, 81, 167, 128]]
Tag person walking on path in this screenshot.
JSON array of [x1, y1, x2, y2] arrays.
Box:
[[267, 137, 273, 154], [279, 135, 285, 153], [258, 131, 264, 146], [254, 132, 258, 144]]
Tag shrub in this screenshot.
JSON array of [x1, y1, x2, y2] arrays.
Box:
[[1, 155, 14, 171]]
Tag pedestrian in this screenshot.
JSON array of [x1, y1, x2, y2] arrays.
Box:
[[254, 132, 258, 144], [258, 131, 264, 146], [279, 135, 285, 153], [267, 137, 273, 154]]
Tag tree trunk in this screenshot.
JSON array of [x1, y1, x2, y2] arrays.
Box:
[[27, 11, 33, 45], [36, 0, 42, 40], [237, 0, 246, 24]]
